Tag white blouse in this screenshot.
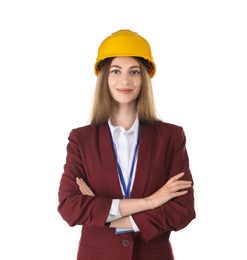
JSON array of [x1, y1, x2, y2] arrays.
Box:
[[106, 116, 140, 233]]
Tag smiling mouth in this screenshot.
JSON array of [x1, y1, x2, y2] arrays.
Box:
[[117, 88, 133, 94]]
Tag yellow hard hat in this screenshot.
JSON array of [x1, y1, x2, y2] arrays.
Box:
[[94, 29, 156, 78]]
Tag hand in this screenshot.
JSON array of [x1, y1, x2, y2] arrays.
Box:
[[145, 172, 192, 209], [76, 178, 95, 196]]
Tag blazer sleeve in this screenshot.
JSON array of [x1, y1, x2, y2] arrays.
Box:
[[57, 129, 112, 228], [132, 126, 196, 242]]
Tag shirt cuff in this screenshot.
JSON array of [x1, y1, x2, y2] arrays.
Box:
[[115, 216, 139, 234], [106, 199, 121, 223], [129, 215, 140, 232]]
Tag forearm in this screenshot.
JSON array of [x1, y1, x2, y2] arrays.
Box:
[[118, 198, 151, 217], [76, 172, 192, 223], [109, 216, 132, 229]]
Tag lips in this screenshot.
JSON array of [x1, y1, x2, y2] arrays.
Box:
[[117, 88, 133, 94]]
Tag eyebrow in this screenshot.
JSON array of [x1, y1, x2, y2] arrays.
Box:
[[110, 65, 141, 69]]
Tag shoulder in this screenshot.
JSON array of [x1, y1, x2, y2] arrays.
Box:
[[71, 124, 97, 135], [141, 120, 187, 145], [155, 120, 183, 131], [144, 120, 184, 136], [68, 124, 99, 140], [68, 123, 109, 142], [65, 125, 99, 150], [146, 121, 188, 150]]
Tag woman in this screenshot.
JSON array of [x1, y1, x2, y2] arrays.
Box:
[[58, 29, 195, 260]]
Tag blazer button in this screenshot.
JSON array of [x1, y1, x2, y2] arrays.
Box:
[[122, 239, 131, 247]]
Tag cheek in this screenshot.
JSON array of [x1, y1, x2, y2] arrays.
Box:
[[135, 80, 142, 93], [108, 77, 116, 89], [136, 87, 142, 97], [107, 78, 116, 97]]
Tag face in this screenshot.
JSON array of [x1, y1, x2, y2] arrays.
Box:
[[108, 57, 142, 106]]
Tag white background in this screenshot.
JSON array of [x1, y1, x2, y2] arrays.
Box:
[[0, 0, 246, 259]]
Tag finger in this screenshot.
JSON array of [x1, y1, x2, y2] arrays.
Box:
[[169, 181, 192, 192], [169, 180, 192, 188], [80, 182, 93, 195], [171, 190, 188, 199], [76, 178, 90, 189], [76, 178, 95, 196], [79, 185, 94, 196], [166, 172, 185, 185], [79, 186, 86, 194], [86, 189, 95, 196], [76, 177, 86, 186]]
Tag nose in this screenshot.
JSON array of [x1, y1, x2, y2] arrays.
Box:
[[120, 73, 130, 86], [120, 80, 129, 86]]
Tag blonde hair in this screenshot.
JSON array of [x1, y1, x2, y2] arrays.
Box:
[[90, 58, 159, 125]]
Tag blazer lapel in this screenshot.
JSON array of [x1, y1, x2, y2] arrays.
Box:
[[98, 124, 123, 199], [131, 123, 154, 198]]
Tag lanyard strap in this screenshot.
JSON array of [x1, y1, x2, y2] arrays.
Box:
[[110, 124, 141, 199]]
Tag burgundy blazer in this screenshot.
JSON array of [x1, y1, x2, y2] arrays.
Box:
[[58, 121, 195, 260]]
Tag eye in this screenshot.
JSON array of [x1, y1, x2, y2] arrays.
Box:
[[129, 70, 141, 75], [110, 69, 121, 74]]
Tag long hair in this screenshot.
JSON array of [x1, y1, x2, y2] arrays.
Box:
[[90, 57, 159, 125]]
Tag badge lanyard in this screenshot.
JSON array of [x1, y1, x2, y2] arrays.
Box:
[[109, 124, 141, 199]]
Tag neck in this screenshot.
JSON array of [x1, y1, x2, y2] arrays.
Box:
[[110, 103, 137, 130]]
